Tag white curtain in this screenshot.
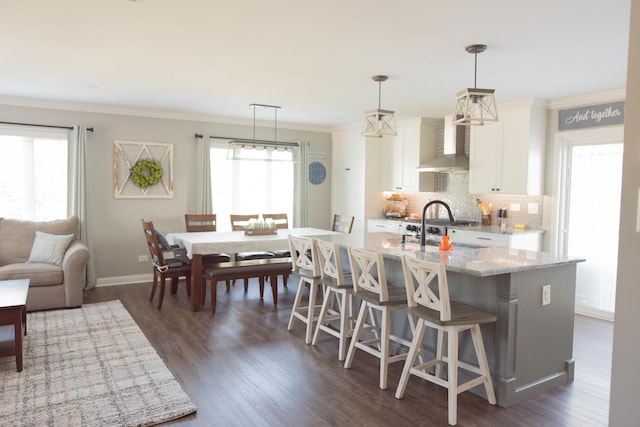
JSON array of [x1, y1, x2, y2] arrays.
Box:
[[195, 136, 213, 214], [293, 141, 309, 227], [69, 126, 97, 289]]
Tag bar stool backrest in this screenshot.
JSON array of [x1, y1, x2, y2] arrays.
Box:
[[347, 246, 389, 302], [316, 239, 347, 285], [401, 256, 451, 322], [288, 235, 321, 277]]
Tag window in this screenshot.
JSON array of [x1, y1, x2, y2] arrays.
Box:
[[0, 128, 69, 221], [210, 142, 294, 231]]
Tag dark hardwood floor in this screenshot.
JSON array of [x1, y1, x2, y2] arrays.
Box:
[[84, 278, 612, 426]]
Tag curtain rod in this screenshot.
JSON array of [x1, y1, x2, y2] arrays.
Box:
[[0, 121, 93, 132]]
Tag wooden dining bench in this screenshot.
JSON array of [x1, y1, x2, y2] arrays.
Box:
[[204, 258, 292, 313]]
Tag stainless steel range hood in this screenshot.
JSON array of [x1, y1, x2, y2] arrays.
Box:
[[415, 117, 468, 173]]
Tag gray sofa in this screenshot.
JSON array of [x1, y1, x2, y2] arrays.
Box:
[[0, 216, 89, 311]]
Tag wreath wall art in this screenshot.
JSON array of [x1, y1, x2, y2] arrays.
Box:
[[113, 140, 174, 199]]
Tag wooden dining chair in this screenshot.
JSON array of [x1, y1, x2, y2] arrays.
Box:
[[185, 213, 220, 232], [229, 214, 260, 231], [262, 213, 289, 229], [395, 256, 497, 426], [229, 214, 276, 291], [263, 213, 291, 285], [332, 214, 355, 233], [141, 220, 192, 310], [344, 246, 414, 389], [184, 213, 232, 294]]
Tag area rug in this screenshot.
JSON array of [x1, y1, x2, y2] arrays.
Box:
[[0, 300, 196, 426]]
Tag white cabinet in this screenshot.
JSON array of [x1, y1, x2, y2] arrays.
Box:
[[447, 228, 471, 245], [332, 128, 366, 172], [382, 136, 405, 190], [333, 170, 365, 230], [367, 219, 405, 234], [382, 118, 437, 192], [331, 126, 385, 233], [448, 228, 541, 251], [469, 99, 547, 195]]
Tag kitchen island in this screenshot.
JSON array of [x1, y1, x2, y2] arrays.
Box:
[[313, 231, 584, 408]]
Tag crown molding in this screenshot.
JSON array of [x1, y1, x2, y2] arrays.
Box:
[[0, 94, 332, 134], [547, 88, 626, 110]]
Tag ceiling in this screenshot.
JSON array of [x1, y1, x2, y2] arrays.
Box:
[[0, 0, 632, 130]]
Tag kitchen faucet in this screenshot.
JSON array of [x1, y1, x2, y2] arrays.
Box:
[[421, 200, 455, 248]]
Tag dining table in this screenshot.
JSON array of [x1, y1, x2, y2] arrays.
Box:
[[166, 227, 338, 311]]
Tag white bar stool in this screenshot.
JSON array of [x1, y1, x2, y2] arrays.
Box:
[[312, 239, 356, 361], [395, 255, 497, 426], [344, 246, 414, 390], [287, 235, 323, 344]]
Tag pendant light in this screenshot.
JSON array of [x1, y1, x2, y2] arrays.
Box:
[[361, 75, 398, 137], [227, 103, 299, 162], [452, 44, 498, 126]]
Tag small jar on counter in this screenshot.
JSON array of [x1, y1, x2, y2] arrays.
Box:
[[497, 209, 508, 231]]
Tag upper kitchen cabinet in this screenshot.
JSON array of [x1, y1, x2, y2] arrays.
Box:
[[382, 117, 438, 192], [332, 127, 366, 172], [469, 99, 547, 195]]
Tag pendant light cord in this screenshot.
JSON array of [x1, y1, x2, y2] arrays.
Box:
[[249, 103, 280, 142], [474, 51, 478, 89]]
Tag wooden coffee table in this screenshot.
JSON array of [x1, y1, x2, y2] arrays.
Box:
[[0, 279, 29, 372]]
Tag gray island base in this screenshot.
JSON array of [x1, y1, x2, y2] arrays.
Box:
[[313, 232, 584, 408]]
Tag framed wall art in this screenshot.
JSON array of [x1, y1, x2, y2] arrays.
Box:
[[113, 140, 174, 199]]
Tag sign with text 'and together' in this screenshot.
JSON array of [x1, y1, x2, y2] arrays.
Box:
[[558, 101, 625, 131]]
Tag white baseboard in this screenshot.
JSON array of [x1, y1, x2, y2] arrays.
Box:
[[96, 274, 152, 287], [575, 305, 615, 322]]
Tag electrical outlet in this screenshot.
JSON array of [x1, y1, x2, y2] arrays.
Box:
[[528, 202, 539, 214], [138, 255, 149, 262], [510, 203, 520, 212], [542, 284, 551, 306]]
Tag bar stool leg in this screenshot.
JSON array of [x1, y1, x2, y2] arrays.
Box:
[[395, 319, 427, 399], [344, 302, 368, 369], [379, 307, 391, 389], [338, 290, 349, 361], [448, 327, 459, 426]]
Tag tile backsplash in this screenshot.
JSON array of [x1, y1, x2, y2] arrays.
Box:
[[403, 173, 543, 229]]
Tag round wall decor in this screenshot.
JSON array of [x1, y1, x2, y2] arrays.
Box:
[[130, 158, 164, 189], [308, 161, 326, 185]]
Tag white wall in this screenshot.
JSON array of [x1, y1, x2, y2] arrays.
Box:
[[610, 0, 640, 424], [0, 102, 332, 285]]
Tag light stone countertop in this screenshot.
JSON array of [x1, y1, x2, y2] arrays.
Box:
[[316, 232, 583, 277]]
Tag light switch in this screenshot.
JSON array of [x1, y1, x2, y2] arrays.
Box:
[[510, 203, 520, 212], [542, 284, 551, 305], [528, 202, 539, 214]]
